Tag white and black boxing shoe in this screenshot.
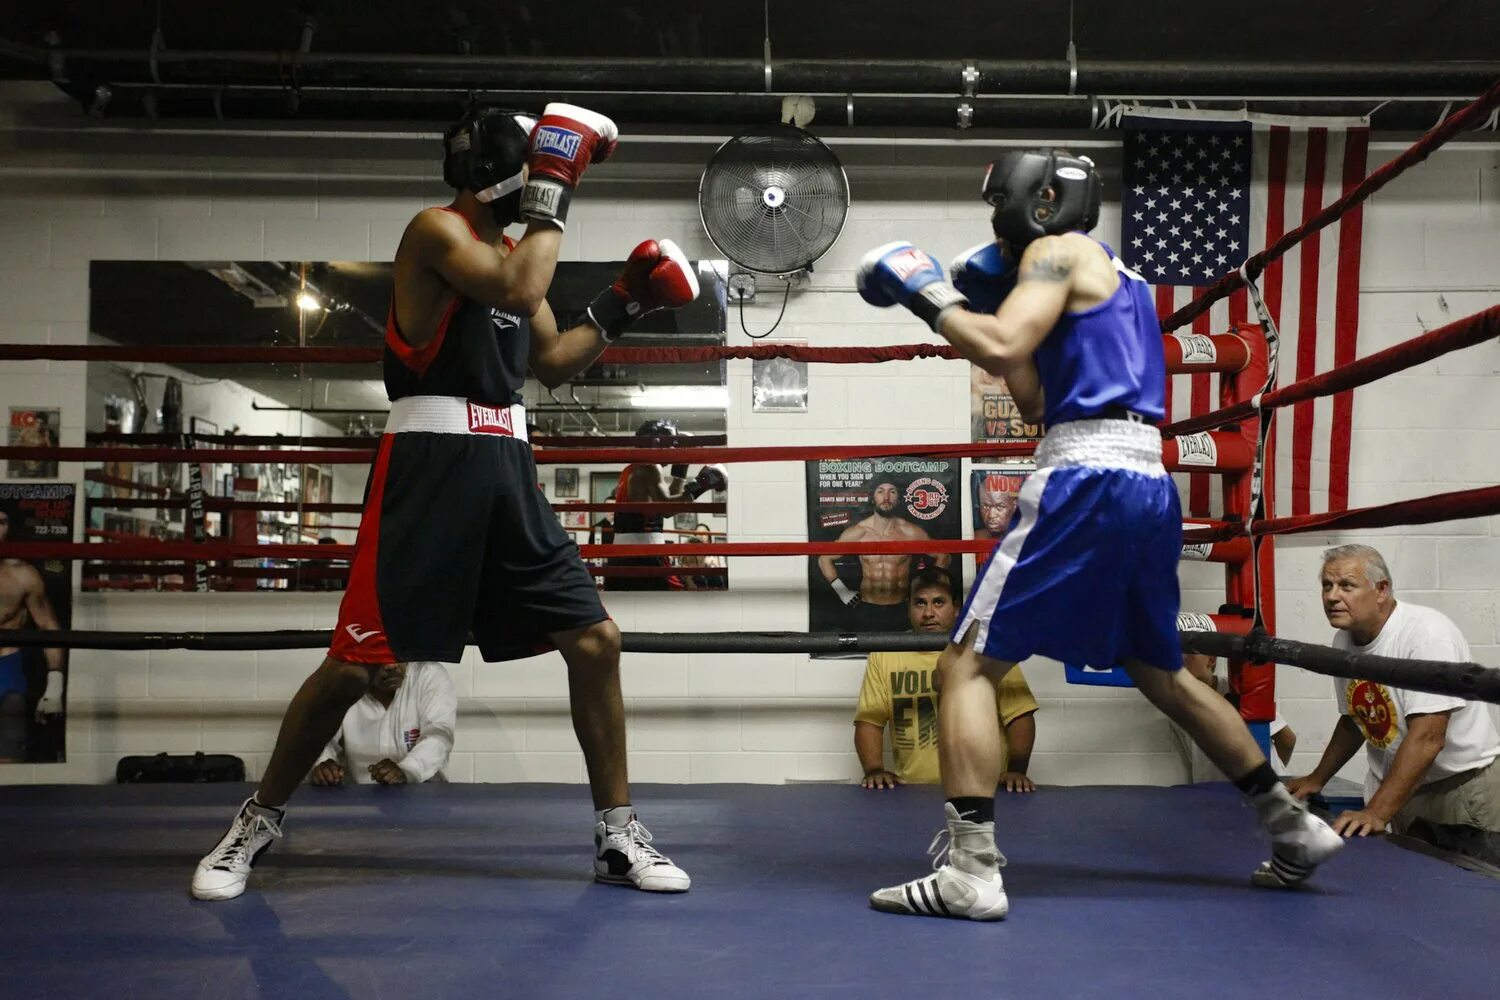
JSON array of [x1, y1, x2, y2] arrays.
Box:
[[1250, 785, 1344, 889], [870, 804, 1009, 921], [191, 797, 284, 901], [869, 863, 1010, 921], [593, 814, 690, 893]]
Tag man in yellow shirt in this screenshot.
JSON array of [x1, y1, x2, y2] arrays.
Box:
[[855, 568, 1039, 790]]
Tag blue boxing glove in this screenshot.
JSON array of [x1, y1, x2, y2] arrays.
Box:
[[949, 241, 1018, 315], [855, 241, 969, 332]]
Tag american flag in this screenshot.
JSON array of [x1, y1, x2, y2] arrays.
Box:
[[1121, 111, 1370, 518]]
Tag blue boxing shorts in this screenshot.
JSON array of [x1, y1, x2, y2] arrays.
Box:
[[955, 417, 1183, 671]]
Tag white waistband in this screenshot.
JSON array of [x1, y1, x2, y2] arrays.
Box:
[[613, 532, 666, 545], [387, 396, 528, 441], [1035, 418, 1165, 475]]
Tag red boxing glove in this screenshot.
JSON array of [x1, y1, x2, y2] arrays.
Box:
[[685, 464, 728, 499], [587, 238, 701, 341], [519, 103, 619, 230]]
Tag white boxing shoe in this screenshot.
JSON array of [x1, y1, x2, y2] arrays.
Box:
[[870, 803, 1009, 921], [1250, 785, 1345, 889], [191, 797, 284, 901], [594, 814, 690, 892]]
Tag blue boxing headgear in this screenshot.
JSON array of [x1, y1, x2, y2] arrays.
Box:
[[982, 149, 1102, 255], [443, 107, 537, 227]]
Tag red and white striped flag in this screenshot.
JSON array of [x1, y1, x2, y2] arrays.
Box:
[[1122, 109, 1369, 519]]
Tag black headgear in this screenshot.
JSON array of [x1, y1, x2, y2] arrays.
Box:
[[636, 419, 679, 440], [982, 149, 1102, 254], [443, 107, 537, 227]]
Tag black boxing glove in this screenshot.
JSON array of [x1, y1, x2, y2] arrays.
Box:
[[684, 464, 727, 499]]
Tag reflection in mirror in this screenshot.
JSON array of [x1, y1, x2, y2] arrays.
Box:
[[84, 259, 730, 593]]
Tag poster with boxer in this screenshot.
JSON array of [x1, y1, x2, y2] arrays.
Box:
[[970, 466, 1033, 572], [805, 458, 962, 651], [7, 407, 61, 479], [0, 482, 75, 763], [970, 366, 1043, 444]]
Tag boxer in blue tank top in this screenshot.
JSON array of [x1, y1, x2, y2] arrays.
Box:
[[854, 149, 1343, 920]]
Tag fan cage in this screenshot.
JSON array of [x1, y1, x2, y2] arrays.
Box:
[[698, 124, 850, 277]]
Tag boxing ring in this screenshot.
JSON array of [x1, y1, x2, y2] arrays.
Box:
[[1, 781, 1497, 998], [2, 75, 1500, 1000]]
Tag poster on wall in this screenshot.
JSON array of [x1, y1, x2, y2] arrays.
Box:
[[805, 457, 963, 651], [752, 356, 808, 412], [7, 408, 61, 479], [970, 366, 1043, 444], [0, 482, 75, 763], [970, 466, 1033, 573]]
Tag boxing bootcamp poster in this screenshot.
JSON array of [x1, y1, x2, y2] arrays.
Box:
[[0, 482, 75, 763], [805, 458, 962, 652], [969, 465, 1033, 572], [970, 366, 1043, 444]]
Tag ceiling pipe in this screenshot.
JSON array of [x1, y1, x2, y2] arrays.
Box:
[[53, 85, 1487, 131], [5, 42, 1497, 97]]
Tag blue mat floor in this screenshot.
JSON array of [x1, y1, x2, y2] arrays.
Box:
[[0, 782, 1495, 999]]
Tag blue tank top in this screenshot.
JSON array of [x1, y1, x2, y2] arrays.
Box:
[[1033, 241, 1165, 426], [383, 208, 531, 407]]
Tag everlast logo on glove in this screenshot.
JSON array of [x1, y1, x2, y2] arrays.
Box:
[[467, 402, 515, 436], [886, 247, 935, 281], [533, 126, 582, 160], [520, 184, 563, 218]]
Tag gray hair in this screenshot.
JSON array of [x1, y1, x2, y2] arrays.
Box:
[[1321, 544, 1394, 594]]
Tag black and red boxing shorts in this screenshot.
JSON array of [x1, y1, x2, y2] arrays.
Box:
[[330, 396, 609, 664], [604, 536, 685, 592]]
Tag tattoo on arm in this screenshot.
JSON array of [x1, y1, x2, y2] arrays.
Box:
[[1018, 244, 1074, 283]]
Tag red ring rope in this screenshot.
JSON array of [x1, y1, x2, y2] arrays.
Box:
[[1162, 305, 1500, 439]]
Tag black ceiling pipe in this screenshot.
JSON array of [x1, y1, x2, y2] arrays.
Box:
[[63, 83, 1482, 131], [9, 42, 1499, 96]]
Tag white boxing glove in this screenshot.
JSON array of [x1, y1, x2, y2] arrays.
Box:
[[830, 579, 862, 607], [36, 670, 64, 721]]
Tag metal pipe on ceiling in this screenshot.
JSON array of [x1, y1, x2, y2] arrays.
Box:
[[9, 46, 1498, 97], [54, 86, 1485, 131]]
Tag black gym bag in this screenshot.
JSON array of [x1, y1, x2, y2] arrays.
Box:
[[115, 752, 246, 784]]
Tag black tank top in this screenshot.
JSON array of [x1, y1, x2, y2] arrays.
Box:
[[384, 209, 530, 407]]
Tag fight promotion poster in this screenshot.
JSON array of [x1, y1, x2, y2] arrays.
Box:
[[805, 458, 963, 650], [0, 482, 75, 763], [970, 366, 1043, 444], [7, 407, 61, 479], [969, 466, 1033, 572]]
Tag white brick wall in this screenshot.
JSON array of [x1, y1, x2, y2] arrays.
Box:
[[2, 83, 1498, 787]]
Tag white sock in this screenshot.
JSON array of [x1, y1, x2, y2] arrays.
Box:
[[597, 805, 633, 828]]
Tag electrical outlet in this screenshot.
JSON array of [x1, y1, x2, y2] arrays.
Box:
[[728, 272, 757, 303]]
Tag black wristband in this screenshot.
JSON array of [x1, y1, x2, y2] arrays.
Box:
[[519, 178, 572, 230], [586, 286, 633, 341], [908, 282, 968, 332], [670, 463, 689, 479]]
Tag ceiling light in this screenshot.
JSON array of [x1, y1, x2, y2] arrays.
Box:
[[628, 386, 729, 410]]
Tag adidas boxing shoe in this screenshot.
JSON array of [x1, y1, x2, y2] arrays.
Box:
[[870, 802, 1009, 921], [1250, 785, 1344, 889]]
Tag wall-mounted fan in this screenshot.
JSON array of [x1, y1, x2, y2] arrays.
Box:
[[698, 123, 849, 277]]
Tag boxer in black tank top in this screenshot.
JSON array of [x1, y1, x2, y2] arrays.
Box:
[[194, 103, 703, 903]]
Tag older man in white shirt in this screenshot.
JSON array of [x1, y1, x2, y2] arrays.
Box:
[[1288, 545, 1500, 855], [310, 661, 457, 785]]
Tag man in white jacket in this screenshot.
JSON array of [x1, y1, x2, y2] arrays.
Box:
[[310, 662, 457, 785]]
